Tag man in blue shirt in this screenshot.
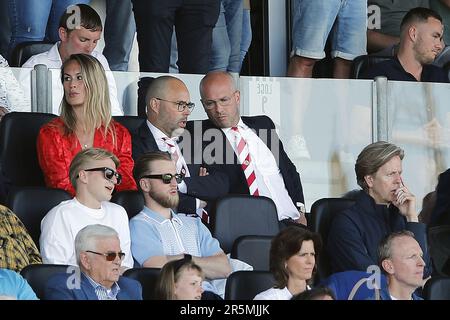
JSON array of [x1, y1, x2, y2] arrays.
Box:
[[0, 268, 38, 300], [130, 151, 231, 298], [366, 7, 449, 82]]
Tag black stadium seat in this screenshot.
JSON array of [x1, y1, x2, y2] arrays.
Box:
[[350, 55, 392, 79], [225, 271, 275, 300], [111, 190, 144, 219], [20, 264, 71, 299], [9, 41, 54, 67], [113, 115, 145, 134], [123, 267, 160, 300], [231, 235, 273, 271]]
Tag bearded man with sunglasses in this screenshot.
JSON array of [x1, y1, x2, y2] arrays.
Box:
[[45, 224, 142, 300], [130, 152, 231, 299], [40, 148, 134, 269], [132, 75, 229, 223]]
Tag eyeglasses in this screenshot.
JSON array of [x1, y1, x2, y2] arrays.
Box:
[[201, 91, 238, 109], [141, 173, 184, 184], [155, 98, 195, 112], [86, 250, 126, 261], [82, 167, 122, 185]]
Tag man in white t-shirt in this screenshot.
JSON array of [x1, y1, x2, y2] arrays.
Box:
[[40, 147, 133, 269], [21, 4, 123, 116]]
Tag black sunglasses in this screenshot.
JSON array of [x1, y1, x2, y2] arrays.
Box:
[[86, 250, 126, 261], [141, 173, 184, 184], [82, 167, 122, 185]]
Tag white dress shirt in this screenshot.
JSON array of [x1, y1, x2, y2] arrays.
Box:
[[222, 119, 300, 220], [21, 43, 123, 116]]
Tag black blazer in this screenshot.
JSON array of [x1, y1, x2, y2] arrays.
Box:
[[186, 115, 304, 206], [131, 121, 229, 214]]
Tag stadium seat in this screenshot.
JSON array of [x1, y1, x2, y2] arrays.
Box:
[[123, 267, 160, 300], [350, 55, 392, 79], [225, 270, 275, 300], [111, 190, 144, 219], [0, 112, 56, 188], [231, 235, 273, 271], [212, 195, 280, 253], [9, 41, 54, 67], [423, 276, 450, 300], [113, 115, 145, 134], [310, 197, 356, 280], [428, 225, 450, 277], [6, 186, 72, 248], [20, 263, 71, 299]]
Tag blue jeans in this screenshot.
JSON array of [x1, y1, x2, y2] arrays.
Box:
[[210, 0, 243, 72], [239, 8, 251, 70], [7, 0, 90, 58], [104, 0, 136, 71]]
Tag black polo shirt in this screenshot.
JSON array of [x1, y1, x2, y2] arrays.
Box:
[[364, 57, 449, 83]]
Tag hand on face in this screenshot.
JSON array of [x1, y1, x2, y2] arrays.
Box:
[[393, 183, 418, 221]]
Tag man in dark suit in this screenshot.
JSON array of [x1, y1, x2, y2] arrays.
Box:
[[132, 75, 229, 220], [194, 71, 307, 227], [44, 224, 142, 300]]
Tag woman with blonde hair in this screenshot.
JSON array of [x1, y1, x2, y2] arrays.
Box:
[[37, 53, 136, 195]]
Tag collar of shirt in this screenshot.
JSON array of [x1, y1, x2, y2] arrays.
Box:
[[142, 206, 184, 226], [221, 118, 248, 135], [85, 273, 121, 300], [147, 120, 180, 150]]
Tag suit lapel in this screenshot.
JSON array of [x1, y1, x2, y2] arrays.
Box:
[[138, 121, 159, 151]]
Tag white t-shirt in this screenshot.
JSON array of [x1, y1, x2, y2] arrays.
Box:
[[21, 43, 123, 116], [40, 198, 133, 268]]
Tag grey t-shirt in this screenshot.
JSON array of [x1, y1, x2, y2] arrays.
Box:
[[368, 0, 430, 36]]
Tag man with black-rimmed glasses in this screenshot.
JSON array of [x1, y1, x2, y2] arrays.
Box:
[[130, 151, 231, 299], [40, 148, 134, 269]]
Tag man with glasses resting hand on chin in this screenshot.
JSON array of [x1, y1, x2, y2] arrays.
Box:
[[130, 152, 231, 299], [44, 224, 142, 300], [40, 148, 134, 270]]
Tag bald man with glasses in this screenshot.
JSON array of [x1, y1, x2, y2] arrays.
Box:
[[45, 224, 142, 300], [131, 75, 229, 221], [40, 148, 134, 269]]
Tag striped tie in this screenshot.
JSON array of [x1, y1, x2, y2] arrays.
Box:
[[162, 137, 180, 165], [231, 127, 259, 196]]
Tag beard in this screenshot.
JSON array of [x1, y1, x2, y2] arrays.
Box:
[[150, 189, 179, 209]]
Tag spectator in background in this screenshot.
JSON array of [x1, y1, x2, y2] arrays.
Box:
[[103, 0, 135, 71], [37, 54, 136, 195], [130, 151, 231, 299], [0, 54, 29, 120], [45, 225, 142, 300], [131, 0, 220, 74], [254, 226, 321, 300], [365, 7, 448, 82], [0, 205, 42, 272], [7, 0, 90, 59], [327, 141, 431, 277], [287, 0, 367, 78], [21, 4, 123, 116], [240, 0, 252, 70], [155, 256, 204, 300], [0, 268, 38, 300], [40, 148, 134, 269], [377, 231, 425, 300]]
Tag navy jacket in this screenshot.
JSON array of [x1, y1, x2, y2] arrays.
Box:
[[187, 115, 304, 206], [44, 272, 142, 300], [131, 121, 230, 214], [327, 192, 431, 277], [431, 168, 450, 226]]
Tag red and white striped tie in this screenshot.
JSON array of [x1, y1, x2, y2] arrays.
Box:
[[162, 137, 180, 165], [231, 127, 259, 196]]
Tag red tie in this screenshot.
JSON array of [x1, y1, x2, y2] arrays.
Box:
[[162, 137, 180, 165], [231, 127, 259, 196]]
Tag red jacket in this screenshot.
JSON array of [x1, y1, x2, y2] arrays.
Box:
[[37, 118, 137, 196]]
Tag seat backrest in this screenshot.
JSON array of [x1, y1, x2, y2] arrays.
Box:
[[310, 197, 356, 280], [225, 270, 275, 300], [212, 195, 280, 253], [428, 225, 450, 277], [20, 264, 71, 299], [231, 235, 273, 271], [350, 55, 392, 79], [113, 116, 145, 134], [423, 276, 450, 300], [110, 191, 144, 219], [9, 41, 54, 67], [123, 267, 160, 300], [6, 186, 72, 248], [0, 112, 56, 187]]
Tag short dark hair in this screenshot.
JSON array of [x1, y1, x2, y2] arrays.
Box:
[[400, 7, 442, 33], [270, 226, 322, 288], [133, 151, 172, 189], [291, 286, 336, 300], [59, 4, 102, 32]]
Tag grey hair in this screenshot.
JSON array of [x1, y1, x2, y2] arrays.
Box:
[[74, 224, 118, 265], [377, 230, 415, 274]]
